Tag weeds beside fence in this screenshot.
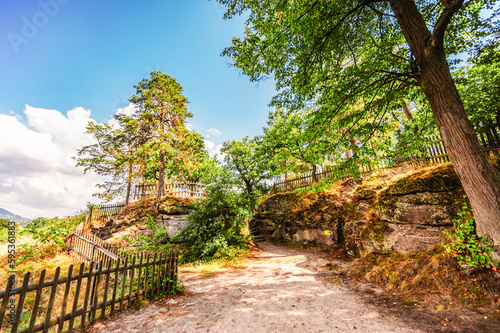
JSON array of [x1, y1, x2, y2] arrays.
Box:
[[0, 249, 179, 333]]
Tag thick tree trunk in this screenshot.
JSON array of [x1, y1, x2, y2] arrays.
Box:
[[125, 162, 132, 205], [390, 0, 500, 251], [312, 164, 318, 183], [157, 149, 165, 204]]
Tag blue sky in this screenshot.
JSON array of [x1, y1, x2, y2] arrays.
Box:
[[0, 0, 277, 218], [0, 0, 276, 139]]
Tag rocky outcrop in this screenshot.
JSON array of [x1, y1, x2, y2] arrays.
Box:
[[255, 164, 466, 255], [104, 196, 197, 249]]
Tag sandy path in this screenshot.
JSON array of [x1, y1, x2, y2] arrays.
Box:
[[89, 243, 425, 333]]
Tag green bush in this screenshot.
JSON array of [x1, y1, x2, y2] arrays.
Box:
[[176, 170, 254, 263], [135, 215, 172, 251], [26, 217, 49, 228], [19, 214, 85, 260], [443, 197, 497, 269], [0, 218, 17, 243]]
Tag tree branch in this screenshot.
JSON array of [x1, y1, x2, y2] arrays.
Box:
[[433, 0, 464, 47]]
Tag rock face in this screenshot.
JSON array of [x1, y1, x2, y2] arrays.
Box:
[[254, 164, 465, 255], [104, 196, 197, 249]]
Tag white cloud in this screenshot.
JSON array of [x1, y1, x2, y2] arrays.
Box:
[[204, 139, 223, 158], [205, 127, 221, 139], [0, 106, 106, 219], [108, 103, 138, 129]]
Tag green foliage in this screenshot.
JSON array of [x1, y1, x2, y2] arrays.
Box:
[[26, 217, 49, 229], [76, 113, 145, 202], [135, 215, 172, 251], [443, 197, 497, 269], [130, 71, 205, 193], [219, 0, 495, 142], [221, 136, 275, 195], [456, 41, 500, 137], [263, 108, 328, 177], [76, 71, 210, 201], [176, 170, 253, 263], [0, 218, 18, 243], [20, 214, 85, 262]]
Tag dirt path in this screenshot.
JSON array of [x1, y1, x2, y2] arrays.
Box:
[[88, 242, 436, 333]]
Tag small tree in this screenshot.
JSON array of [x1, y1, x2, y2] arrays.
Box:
[[76, 113, 145, 204], [221, 136, 274, 195], [130, 71, 193, 204]]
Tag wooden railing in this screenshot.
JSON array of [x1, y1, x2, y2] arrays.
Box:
[[271, 136, 500, 194], [68, 229, 121, 266], [0, 249, 179, 333], [85, 203, 126, 226], [133, 182, 206, 201]]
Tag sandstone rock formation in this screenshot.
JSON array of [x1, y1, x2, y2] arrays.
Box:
[[254, 164, 465, 255]]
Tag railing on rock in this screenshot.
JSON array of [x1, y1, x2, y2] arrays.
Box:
[[85, 203, 126, 226], [0, 249, 179, 333], [271, 136, 500, 194], [133, 181, 206, 201]]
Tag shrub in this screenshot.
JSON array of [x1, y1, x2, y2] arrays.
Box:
[[176, 170, 254, 263], [443, 197, 497, 269], [135, 215, 172, 251]]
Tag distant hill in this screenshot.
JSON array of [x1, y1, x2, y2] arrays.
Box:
[[0, 208, 31, 226]]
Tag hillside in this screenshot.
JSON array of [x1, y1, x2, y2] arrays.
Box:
[[0, 208, 30, 225]]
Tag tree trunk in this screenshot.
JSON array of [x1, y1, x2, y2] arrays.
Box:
[[401, 101, 414, 120], [390, 0, 500, 251], [125, 162, 132, 206], [157, 148, 165, 204], [245, 180, 253, 196]]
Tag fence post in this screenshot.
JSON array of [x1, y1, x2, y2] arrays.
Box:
[[88, 206, 94, 226]]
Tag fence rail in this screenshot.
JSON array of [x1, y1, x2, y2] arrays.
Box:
[[1, 249, 179, 333], [85, 203, 126, 226], [271, 136, 500, 194], [133, 181, 206, 201], [68, 229, 121, 266]]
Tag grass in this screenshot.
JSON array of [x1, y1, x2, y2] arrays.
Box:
[[343, 246, 500, 315], [180, 249, 250, 277]]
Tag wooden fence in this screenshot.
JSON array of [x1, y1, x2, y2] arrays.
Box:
[[0, 249, 179, 333], [85, 203, 126, 226], [68, 229, 121, 266], [271, 136, 500, 194], [133, 182, 206, 201]]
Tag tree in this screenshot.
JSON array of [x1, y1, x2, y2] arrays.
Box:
[[130, 71, 192, 204], [263, 108, 329, 182], [76, 113, 145, 204], [221, 136, 274, 195], [218, 0, 500, 252]]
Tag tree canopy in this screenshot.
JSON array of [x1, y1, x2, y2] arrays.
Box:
[[221, 136, 274, 195], [217, 0, 500, 252], [77, 71, 211, 204]]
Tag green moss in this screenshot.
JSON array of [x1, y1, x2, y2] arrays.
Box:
[[388, 164, 461, 196], [361, 218, 392, 249]]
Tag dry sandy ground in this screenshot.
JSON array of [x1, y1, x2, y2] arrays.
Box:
[[87, 242, 432, 333]]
